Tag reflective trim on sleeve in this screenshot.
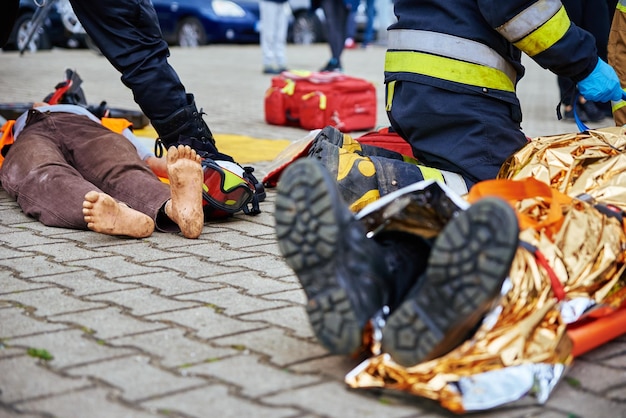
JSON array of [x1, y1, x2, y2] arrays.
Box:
[[385, 50, 515, 92], [512, 6, 570, 56], [497, 0, 562, 41], [619, 0, 626, 10], [387, 29, 518, 84]]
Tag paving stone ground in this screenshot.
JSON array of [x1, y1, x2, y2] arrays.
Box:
[[0, 43, 625, 418]]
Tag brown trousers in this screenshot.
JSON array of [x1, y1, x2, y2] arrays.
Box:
[[0, 111, 176, 232]]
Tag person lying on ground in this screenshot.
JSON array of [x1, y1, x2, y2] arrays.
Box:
[[274, 157, 519, 367], [0, 102, 204, 239]]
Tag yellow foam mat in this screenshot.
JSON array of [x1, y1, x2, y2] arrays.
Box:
[[134, 126, 291, 164]]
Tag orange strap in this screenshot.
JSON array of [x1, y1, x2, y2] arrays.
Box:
[[101, 117, 133, 134], [0, 120, 16, 169], [467, 177, 572, 235]]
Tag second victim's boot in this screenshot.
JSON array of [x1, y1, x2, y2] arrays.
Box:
[[381, 197, 520, 367]]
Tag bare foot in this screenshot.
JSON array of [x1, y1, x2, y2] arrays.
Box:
[[165, 145, 204, 239], [83, 191, 155, 238]]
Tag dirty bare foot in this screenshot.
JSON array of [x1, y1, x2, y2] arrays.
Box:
[[83, 191, 155, 238], [165, 145, 204, 239]]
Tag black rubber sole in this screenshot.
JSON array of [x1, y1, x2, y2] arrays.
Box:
[[274, 159, 363, 355], [381, 197, 519, 367]]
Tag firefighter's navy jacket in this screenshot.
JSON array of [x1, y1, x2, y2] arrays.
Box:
[[384, 0, 599, 184]]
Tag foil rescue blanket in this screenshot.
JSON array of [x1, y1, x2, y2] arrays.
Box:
[[345, 129, 626, 414]]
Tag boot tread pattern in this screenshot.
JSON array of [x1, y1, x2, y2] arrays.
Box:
[[275, 159, 362, 354], [382, 198, 519, 367]]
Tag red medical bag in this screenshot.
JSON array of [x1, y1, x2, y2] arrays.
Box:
[[264, 71, 377, 132]]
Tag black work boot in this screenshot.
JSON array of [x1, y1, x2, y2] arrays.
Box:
[[275, 158, 422, 355], [381, 197, 519, 367], [151, 94, 233, 161]]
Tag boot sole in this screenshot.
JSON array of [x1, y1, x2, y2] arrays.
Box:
[[382, 197, 519, 367], [275, 159, 363, 355]]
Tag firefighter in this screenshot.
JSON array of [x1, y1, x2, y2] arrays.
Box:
[[385, 0, 625, 187], [2, 0, 227, 162]]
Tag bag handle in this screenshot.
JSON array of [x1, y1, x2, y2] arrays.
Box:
[[467, 177, 572, 236]]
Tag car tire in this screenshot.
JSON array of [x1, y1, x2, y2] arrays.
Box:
[[289, 11, 324, 44], [176, 17, 207, 47], [5, 12, 51, 52]]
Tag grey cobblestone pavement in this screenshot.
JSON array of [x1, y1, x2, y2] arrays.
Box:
[[0, 44, 625, 418]]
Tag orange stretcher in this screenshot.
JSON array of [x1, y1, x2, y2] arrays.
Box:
[[567, 303, 626, 357]]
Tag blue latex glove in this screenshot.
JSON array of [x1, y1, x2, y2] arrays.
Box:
[[578, 59, 626, 103]]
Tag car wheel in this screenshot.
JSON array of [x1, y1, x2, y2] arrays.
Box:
[[9, 12, 51, 52], [176, 17, 207, 47], [290, 11, 322, 44]]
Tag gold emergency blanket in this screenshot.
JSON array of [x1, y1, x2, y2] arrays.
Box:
[[346, 131, 626, 414], [499, 127, 626, 211]]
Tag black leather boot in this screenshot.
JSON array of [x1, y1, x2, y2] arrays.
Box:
[[151, 94, 232, 161], [274, 158, 426, 355], [381, 197, 519, 367]]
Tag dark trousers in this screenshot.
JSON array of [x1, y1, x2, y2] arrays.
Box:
[[320, 0, 349, 61], [387, 81, 528, 185], [0, 112, 174, 231], [68, 0, 188, 120]]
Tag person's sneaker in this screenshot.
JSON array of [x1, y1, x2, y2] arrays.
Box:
[[344, 37, 356, 49], [320, 58, 343, 73], [381, 197, 519, 367], [263, 66, 282, 75], [274, 158, 394, 355]]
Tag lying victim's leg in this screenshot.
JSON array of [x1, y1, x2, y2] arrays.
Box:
[[164, 145, 204, 239]]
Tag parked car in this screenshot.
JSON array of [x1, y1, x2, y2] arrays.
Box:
[[152, 0, 260, 47], [3, 0, 87, 52]]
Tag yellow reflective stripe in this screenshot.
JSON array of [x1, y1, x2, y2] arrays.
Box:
[[417, 165, 445, 183], [513, 7, 570, 56], [387, 29, 517, 83], [386, 80, 396, 111], [348, 189, 381, 212], [612, 100, 626, 113], [385, 51, 515, 92], [619, 0, 626, 10], [497, 0, 562, 41]]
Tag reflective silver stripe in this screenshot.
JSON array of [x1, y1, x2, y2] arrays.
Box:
[[620, 0, 626, 7], [387, 29, 518, 85], [497, 0, 562, 42], [441, 170, 469, 195]]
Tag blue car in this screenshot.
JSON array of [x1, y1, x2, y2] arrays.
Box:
[[152, 0, 260, 47], [4, 0, 86, 51]]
